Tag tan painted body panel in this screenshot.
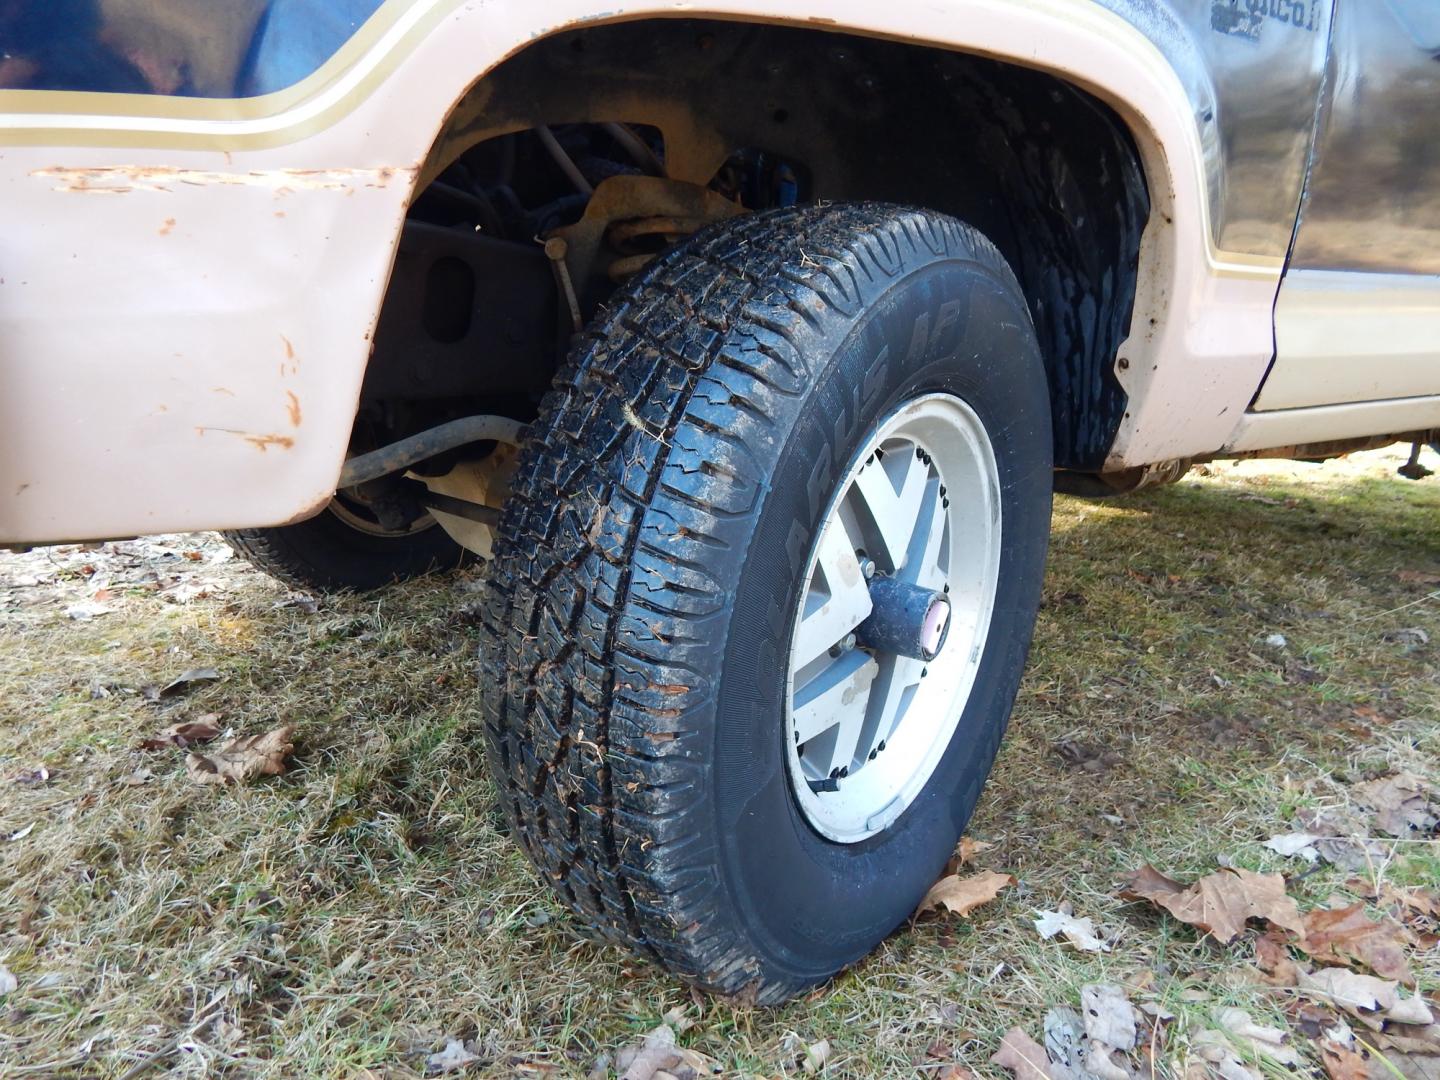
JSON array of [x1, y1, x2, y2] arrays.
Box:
[[1257, 271, 1440, 411], [0, 0, 1385, 544]]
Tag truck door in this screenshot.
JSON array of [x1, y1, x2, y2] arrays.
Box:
[[1254, 0, 1440, 412]]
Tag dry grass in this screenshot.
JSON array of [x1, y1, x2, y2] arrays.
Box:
[[1, 448, 1437, 1078]]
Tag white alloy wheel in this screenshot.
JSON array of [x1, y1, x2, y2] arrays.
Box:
[[785, 392, 1003, 842]]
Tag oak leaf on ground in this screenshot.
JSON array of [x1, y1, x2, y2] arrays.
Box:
[[185, 725, 296, 786], [1293, 808, 1389, 872], [1349, 773, 1437, 838], [1254, 932, 1300, 986], [1191, 1030, 1263, 1080], [954, 836, 994, 867], [1297, 967, 1434, 1030], [1118, 865, 1304, 943], [1300, 903, 1415, 984], [1320, 1027, 1440, 1080], [917, 870, 1015, 919], [139, 715, 223, 751], [991, 1027, 1062, 1080], [1034, 908, 1111, 953], [1318, 1039, 1370, 1080], [1214, 1007, 1303, 1067]]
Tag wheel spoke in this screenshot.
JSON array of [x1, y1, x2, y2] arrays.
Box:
[[903, 479, 948, 590], [860, 653, 927, 753], [792, 650, 879, 747], [852, 449, 931, 571], [790, 516, 873, 670]]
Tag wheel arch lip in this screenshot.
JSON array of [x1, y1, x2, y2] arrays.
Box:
[[0, 1, 1274, 543]]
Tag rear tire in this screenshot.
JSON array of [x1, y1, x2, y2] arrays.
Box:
[[224, 499, 467, 592], [480, 203, 1051, 1000]]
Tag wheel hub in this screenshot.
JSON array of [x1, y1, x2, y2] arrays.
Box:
[[856, 575, 952, 662], [784, 393, 1002, 843]]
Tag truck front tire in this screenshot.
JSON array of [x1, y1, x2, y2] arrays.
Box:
[[480, 203, 1051, 1000]]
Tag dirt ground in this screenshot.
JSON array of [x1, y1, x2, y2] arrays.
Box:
[[1, 447, 1437, 1078]]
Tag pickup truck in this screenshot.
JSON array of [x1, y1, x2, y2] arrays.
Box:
[[2, 0, 1436, 1002]]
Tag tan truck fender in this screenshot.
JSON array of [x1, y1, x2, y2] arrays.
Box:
[[0, 0, 1275, 544]]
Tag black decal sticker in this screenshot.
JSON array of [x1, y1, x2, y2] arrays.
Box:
[[1211, 0, 1321, 41]]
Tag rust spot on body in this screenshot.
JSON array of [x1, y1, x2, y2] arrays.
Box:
[[285, 391, 302, 428], [194, 426, 295, 452], [158, 217, 175, 235], [31, 164, 417, 195]]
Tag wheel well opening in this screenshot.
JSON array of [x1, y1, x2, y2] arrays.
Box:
[[367, 18, 1149, 472]]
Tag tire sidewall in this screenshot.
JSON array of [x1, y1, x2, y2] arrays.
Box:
[[710, 256, 1052, 983]]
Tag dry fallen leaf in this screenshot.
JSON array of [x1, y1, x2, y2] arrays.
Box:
[[917, 870, 1014, 919], [1083, 985, 1138, 1049], [1374, 884, 1440, 929], [1192, 1030, 1264, 1080], [1042, 1008, 1087, 1076], [1264, 832, 1322, 862], [1082, 983, 1139, 1078], [619, 1025, 677, 1080], [159, 667, 221, 698], [1254, 932, 1300, 986], [139, 715, 223, 751], [1300, 903, 1415, 984], [1368, 1050, 1440, 1080], [992, 1026, 1060, 1080], [802, 1039, 831, 1074], [1118, 865, 1304, 943], [1318, 1039, 1371, 1080], [185, 725, 295, 786], [613, 1023, 718, 1080], [1294, 808, 1390, 872], [1349, 773, 1437, 838], [1034, 909, 1111, 952], [1398, 570, 1440, 586], [1298, 968, 1435, 1029], [1376, 1023, 1440, 1057], [954, 836, 993, 867], [426, 1038, 480, 1073], [1215, 1006, 1303, 1067]]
